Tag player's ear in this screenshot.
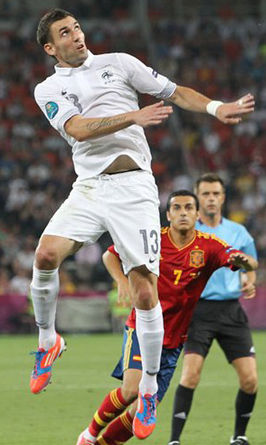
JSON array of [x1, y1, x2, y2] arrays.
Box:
[[44, 42, 56, 57], [166, 211, 171, 222], [196, 210, 200, 220]]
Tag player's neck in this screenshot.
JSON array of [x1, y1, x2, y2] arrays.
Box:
[[169, 227, 196, 248], [199, 212, 222, 227]]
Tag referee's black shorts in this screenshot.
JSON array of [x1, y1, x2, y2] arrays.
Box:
[[184, 299, 255, 363]]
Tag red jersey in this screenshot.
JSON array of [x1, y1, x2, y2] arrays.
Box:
[[108, 227, 239, 348]]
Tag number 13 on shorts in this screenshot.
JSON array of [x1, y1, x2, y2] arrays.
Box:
[[139, 229, 159, 256]]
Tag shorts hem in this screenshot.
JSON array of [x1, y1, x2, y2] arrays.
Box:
[[41, 230, 87, 243], [125, 262, 159, 276]]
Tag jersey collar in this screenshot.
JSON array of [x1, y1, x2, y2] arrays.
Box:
[[198, 216, 223, 226], [54, 50, 94, 76], [167, 227, 196, 251]]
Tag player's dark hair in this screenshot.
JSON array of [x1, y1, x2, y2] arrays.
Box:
[[195, 172, 225, 192], [166, 190, 199, 211], [37, 8, 75, 46]]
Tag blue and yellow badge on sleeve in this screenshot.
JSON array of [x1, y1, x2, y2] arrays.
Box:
[[45, 101, 59, 119]]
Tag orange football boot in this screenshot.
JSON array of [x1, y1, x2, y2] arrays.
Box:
[[30, 333, 66, 394], [133, 392, 157, 439]]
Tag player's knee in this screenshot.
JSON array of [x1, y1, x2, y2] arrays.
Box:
[[181, 368, 201, 388], [240, 373, 258, 393], [135, 279, 154, 307], [121, 386, 138, 403], [35, 246, 59, 269], [136, 287, 154, 307]]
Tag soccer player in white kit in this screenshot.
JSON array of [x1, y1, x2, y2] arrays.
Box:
[[29, 8, 255, 442]]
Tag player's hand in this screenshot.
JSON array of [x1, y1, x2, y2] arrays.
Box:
[[241, 281, 256, 299], [216, 93, 255, 125], [117, 277, 132, 308], [132, 101, 173, 128], [228, 252, 254, 271]]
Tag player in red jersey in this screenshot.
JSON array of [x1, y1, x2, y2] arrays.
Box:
[[76, 190, 257, 445]]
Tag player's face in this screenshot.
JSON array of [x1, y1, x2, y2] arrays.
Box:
[[44, 16, 88, 67], [197, 181, 225, 217], [167, 196, 198, 232]]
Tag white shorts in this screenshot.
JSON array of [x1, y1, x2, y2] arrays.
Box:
[[42, 170, 161, 275]]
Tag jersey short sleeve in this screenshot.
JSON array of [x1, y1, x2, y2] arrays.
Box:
[[116, 53, 176, 99], [238, 226, 258, 259], [34, 80, 80, 135]]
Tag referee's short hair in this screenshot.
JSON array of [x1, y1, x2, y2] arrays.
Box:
[[195, 172, 225, 192], [37, 8, 75, 46], [166, 190, 199, 211]]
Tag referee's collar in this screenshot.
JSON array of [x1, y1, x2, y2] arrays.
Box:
[[198, 217, 223, 226], [54, 50, 94, 76]]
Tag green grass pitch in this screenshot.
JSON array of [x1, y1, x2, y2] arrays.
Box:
[[0, 332, 265, 445]]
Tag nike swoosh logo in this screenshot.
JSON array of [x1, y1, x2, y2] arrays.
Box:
[[149, 258, 156, 264], [146, 370, 158, 376]]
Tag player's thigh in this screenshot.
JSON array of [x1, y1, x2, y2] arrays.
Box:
[[232, 356, 258, 392], [42, 184, 106, 243], [107, 171, 161, 276], [180, 353, 205, 388], [36, 234, 82, 267]]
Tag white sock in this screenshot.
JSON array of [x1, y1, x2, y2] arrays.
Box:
[[30, 265, 59, 350], [135, 302, 164, 395]]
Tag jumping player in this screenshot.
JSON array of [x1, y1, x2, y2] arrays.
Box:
[[75, 190, 257, 445], [30, 8, 255, 438]]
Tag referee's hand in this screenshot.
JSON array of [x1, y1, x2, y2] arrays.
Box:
[[241, 281, 256, 299]]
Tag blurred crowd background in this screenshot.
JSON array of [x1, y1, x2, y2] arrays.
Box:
[[0, 0, 266, 298]]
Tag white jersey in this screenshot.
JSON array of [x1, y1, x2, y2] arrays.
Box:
[[34, 51, 176, 182]]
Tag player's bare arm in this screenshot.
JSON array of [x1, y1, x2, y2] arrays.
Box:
[[169, 86, 255, 125], [102, 250, 131, 306], [228, 252, 258, 271], [64, 101, 173, 141]]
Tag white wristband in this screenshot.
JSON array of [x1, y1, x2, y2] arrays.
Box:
[[206, 100, 224, 116]]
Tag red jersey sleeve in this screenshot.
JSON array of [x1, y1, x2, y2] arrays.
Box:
[[207, 235, 240, 271]]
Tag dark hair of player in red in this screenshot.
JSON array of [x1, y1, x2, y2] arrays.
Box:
[[166, 190, 199, 211]]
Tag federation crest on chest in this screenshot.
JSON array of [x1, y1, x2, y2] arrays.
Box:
[[101, 70, 114, 83], [189, 249, 205, 268], [97, 65, 120, 85]]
